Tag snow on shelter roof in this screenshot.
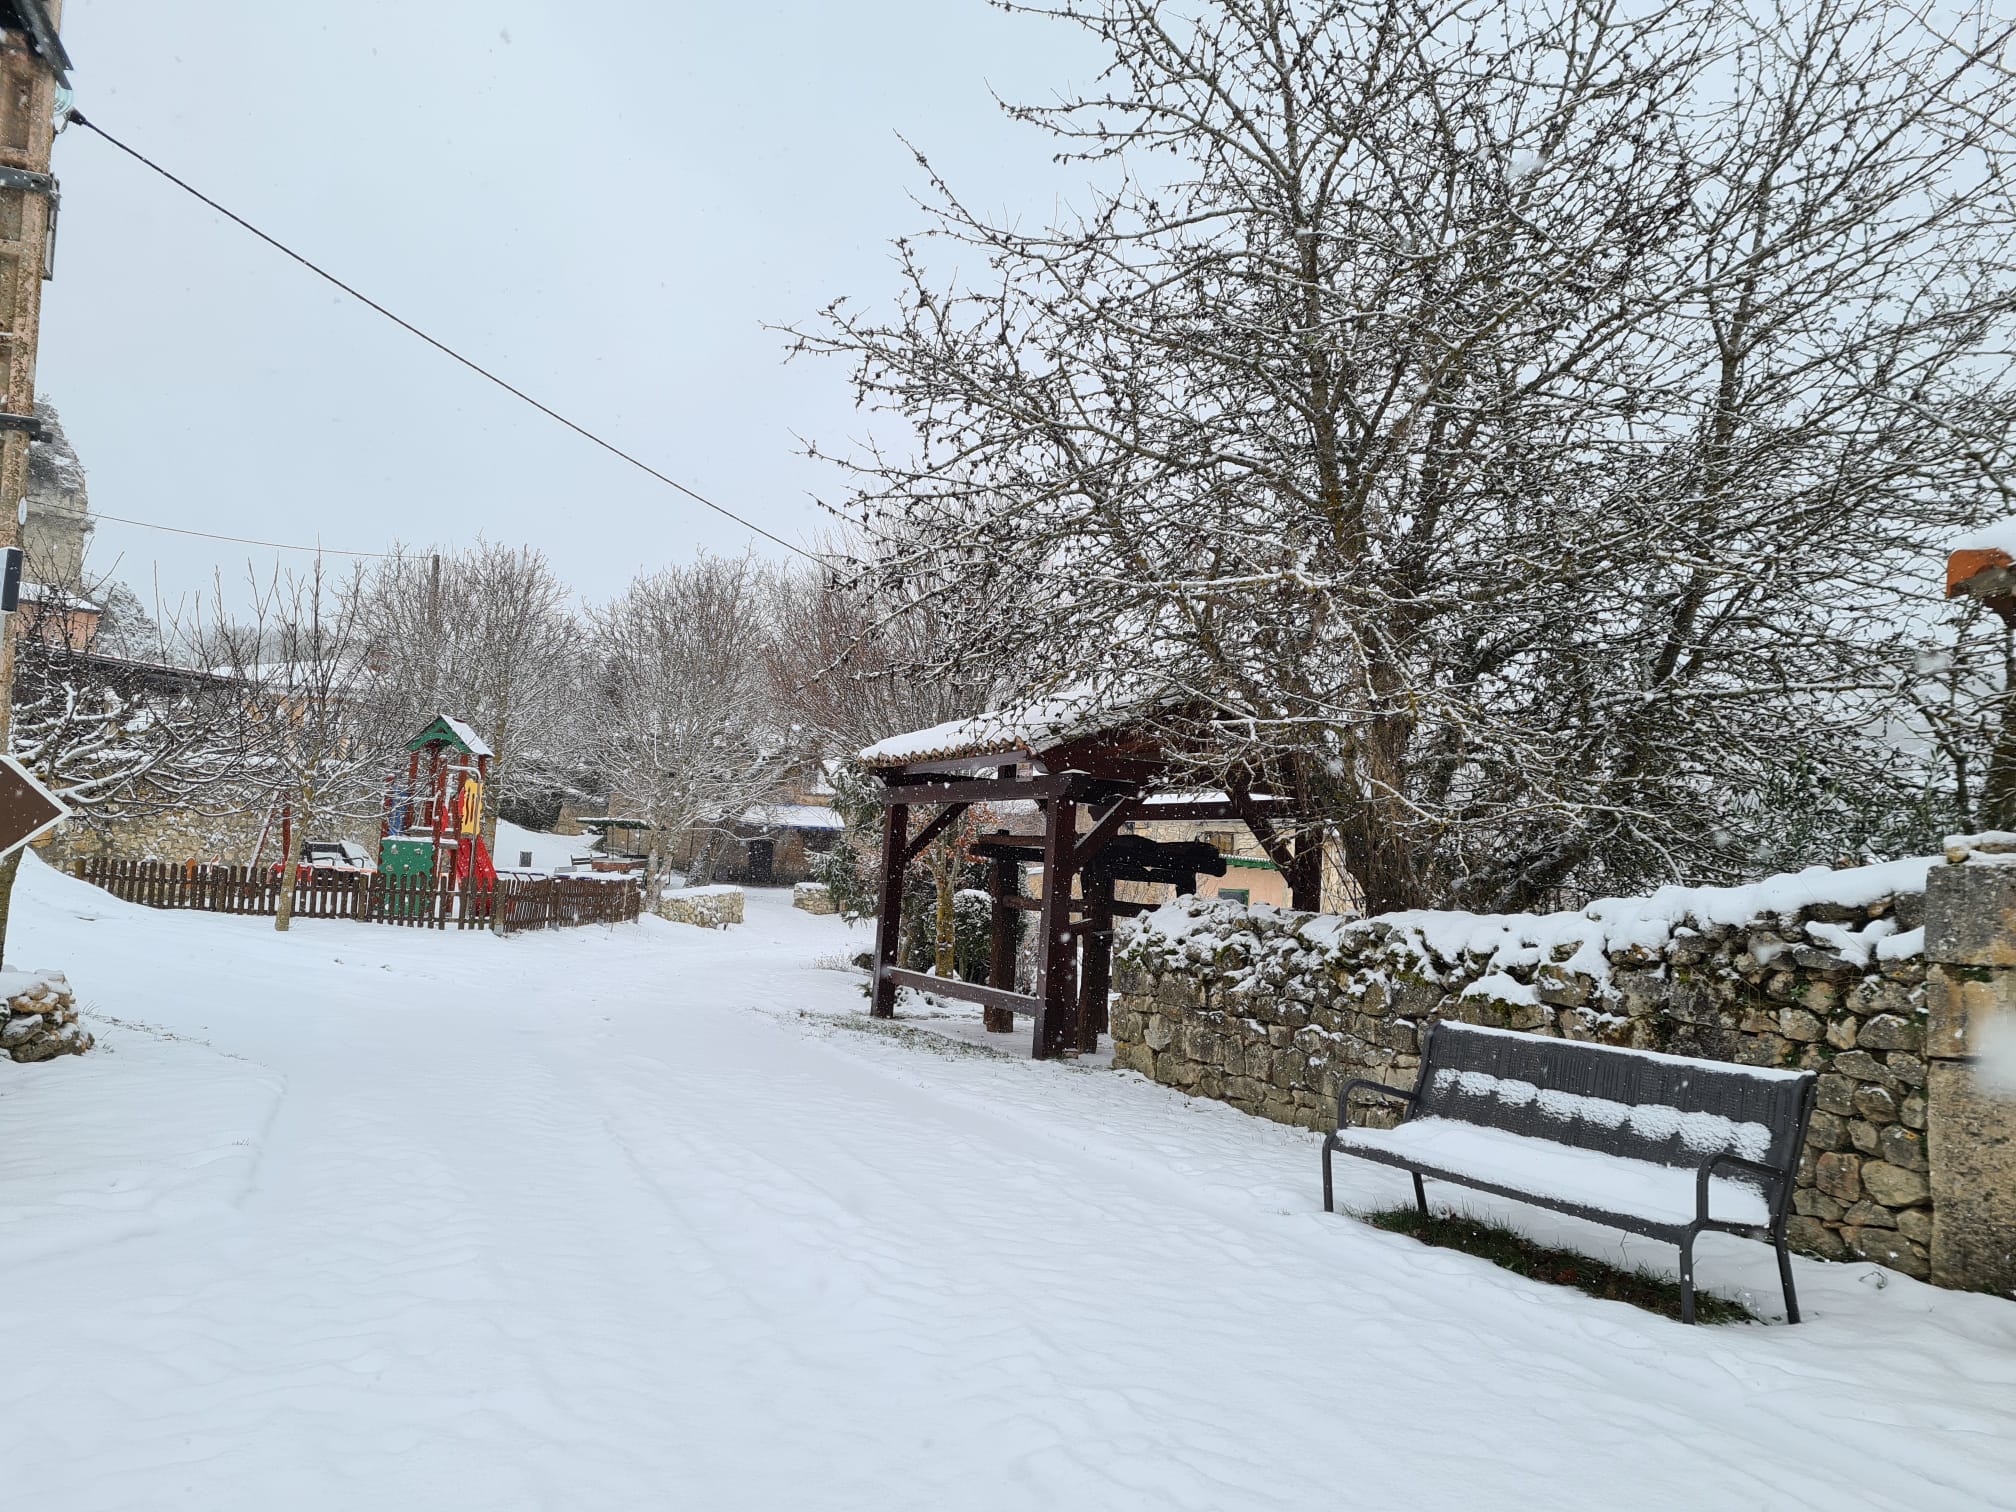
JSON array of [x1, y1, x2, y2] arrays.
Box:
[[859, 686, 1174, 769]]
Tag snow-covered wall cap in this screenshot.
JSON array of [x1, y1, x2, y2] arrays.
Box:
[[858, 685, 1176, 768], [1943, 832, 2016, 866], [1127, 853, 1934, 993]]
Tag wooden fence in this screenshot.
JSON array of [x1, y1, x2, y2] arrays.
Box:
[[72, 858, 643, 933]]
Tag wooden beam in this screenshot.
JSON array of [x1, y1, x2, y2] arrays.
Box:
[[881, 774, 1057, 806], [1133, 800, 1296, 822], [898, 802, 969, 866], [1070, 794, 1139, 873], [884, 967, 1037, 1017]]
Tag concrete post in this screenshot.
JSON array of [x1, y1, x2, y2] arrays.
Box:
[[1923, 839, 2016, 1292]]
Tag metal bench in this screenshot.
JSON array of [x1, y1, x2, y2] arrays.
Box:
[[1322, 1021, 1818, 1323]]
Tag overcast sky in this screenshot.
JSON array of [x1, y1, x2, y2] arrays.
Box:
[[38, 1, 1102, 615]]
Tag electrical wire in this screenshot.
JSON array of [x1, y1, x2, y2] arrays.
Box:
[[86, 508, 398, 558], [65, 110, 826, 565]]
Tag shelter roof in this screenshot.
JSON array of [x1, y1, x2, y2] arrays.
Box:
[[859, 686, 1176, 771]]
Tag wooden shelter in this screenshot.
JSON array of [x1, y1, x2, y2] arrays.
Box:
[[860, 695, 1321, 1059]]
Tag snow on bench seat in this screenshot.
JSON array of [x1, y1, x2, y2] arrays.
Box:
[[1332, 1117, 1771, 1231]]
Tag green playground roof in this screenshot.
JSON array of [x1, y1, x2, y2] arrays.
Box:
[[407, 714, 494, 757]]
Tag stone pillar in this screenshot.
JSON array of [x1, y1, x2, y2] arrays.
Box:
[[1923, 843, 2016, 1292]]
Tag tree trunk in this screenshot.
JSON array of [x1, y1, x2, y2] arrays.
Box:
[[932, 846, 957, 978], [274, 784, 311, 932], [483, 690, 509, 854]]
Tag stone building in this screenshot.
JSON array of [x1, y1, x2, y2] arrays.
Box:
[[23, 397, 91, 586]]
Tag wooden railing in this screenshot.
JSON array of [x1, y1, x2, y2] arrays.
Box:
[[71, 858, 642, 933]]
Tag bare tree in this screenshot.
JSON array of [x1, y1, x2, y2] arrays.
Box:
[[767, 548, 1000, 965], [211, 559, 398, 932], [361, 542, 588, 849], [792, 0, 2016, 911], [0, 575, 249, 962], [590, 554, 787, 893]]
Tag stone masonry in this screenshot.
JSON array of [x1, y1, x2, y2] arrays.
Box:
[[2, 970, 89, 1064], [1113, 866, 1943, 1279], [1924, 835, 2016, 1291]]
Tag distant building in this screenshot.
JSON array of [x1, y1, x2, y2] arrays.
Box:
[[24, 397, 92, 586], [19, 398, 99, 648]]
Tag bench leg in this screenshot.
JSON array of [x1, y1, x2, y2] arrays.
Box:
[[1412, 1171, 1428, 1219], [1776, 1232, 1801, 1325], [1678, 1234, 1697, 1325], [1321, 1137, 1336, 1213]]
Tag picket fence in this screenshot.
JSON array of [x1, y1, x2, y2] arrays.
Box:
[[72, 858, 643, 933]]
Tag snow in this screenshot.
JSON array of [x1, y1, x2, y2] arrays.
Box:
[[1332, 1118, 1772, 1228], [1952, 515, 2016, 556], [741, 802, 845, 830], [437, 713, 494, 757], [0, 965, 61, 1000], [1429, 1067, 1776, 1160], [492, 819, 588, 875], [664, 882, 742, 898], [4, 853, 2016, 1509], [859, 685, 1175, 767], [1137, 854, 1932, 994]]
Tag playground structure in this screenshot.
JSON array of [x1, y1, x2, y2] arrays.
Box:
[[380, 714, 498, 891]]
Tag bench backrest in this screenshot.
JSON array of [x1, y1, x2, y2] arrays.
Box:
[[1415, 1022, 1814, 1180]]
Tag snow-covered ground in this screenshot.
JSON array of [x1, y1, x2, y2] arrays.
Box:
[[3, 854, 2015, 1511], [493, 818, 593, 875]]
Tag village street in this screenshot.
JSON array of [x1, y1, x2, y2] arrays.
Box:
[[1, 855, 2012, 1512]]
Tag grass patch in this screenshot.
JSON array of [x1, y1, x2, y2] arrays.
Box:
[[1365, 1206, 1757, 1325]]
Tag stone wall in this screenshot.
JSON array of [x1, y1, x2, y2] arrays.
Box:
[[793, 882, 838, 915], [1113, 858, 1943, 1277], [1, 971, 88, 1064], [1923, 837, 2016, 1291], [658, 885, 744, 929]]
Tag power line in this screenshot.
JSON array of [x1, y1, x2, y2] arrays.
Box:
[[87, 508, 398, 558], [65, 110, 826, 565]]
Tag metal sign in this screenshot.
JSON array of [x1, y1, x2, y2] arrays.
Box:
[[0, 754, 67, 857]]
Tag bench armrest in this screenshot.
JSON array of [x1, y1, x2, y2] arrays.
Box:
[[1695, 1151, 1793, 1227], [1336, 1078, 1417, 1131]]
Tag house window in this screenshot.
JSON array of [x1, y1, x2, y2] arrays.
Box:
[[1218, 887, 1250, 905]]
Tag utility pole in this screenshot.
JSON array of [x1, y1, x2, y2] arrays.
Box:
[[0, 1, 71, 965]]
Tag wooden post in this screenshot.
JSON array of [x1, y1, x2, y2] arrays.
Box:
[[870, 797, 908, 1018], [985, 850, 1018, 1033], [1033, 791, 1079, 1059], [1076, 870, 1115, 1053]]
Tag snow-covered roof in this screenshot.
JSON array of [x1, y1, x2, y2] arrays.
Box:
[[859, 686, 1176, 769], [742, 803, 845, 831], [18, 583, 101, 612], [438, 715, 493, 757]]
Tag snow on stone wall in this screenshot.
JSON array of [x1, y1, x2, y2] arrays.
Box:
[[0, 970, 90, 1064], [658, 885, 745, 929], [1114, 860, 1933, 1277]]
